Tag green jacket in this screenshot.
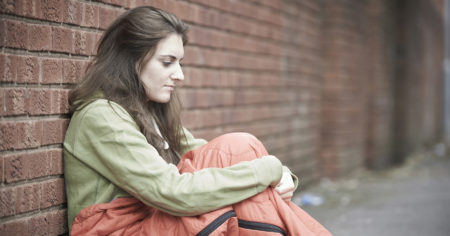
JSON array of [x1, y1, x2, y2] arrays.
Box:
[[64, 99, 297, 231]]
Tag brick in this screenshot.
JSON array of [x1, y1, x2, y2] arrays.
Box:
[[41, 0, 64, 22], [51, 89, 70, 114], [134, 0, 167, 8], [27, 209, 68, 235], [15, 183, 40, 214], [62, 59, 84, 84], [49, 209, 68, 235], [4, 153, 28, 183], [28, 24, 52, 51], [180, 110, 198, 129], [178, 89, 194, 108], [4, 88, 27, 116], [98, 6, 124, 30], [183, 46, 202, 66], [190, 128, 221, 141], [28, 89, 52, 115], [5, 20, 28, 49], [73, 30, 98, 56], [0, 122, 16, 150], [42, 119, 68, 145], [0, 18, 5, 47], [0, 0, 16, 14], [28, 213, 49, 236], [16, 121, 43, 149], [64, 0, 82, 25], [52, 26, 73, 53], [167, 1, 194, 23], [81, 3, 99, 28], [41, 178, 65, 209], [16, 0, 41, 18], [27, 151, 49, 179], [0, 156, 3, 183], [92, 32, 102, 54], [0, 218, 27, 235], [48, 149, 63, 175], [1, 54, 18, 82], [0, 89, 4, 117], [2, 150, 57, 183], [41, 58, 63, 84], [98, 0, 129, 7], [0, 187, 16, 217], [17, 56, 40, 84], [195, 7, 219, 28], [181, 67, 202, 87], [0, 54, 4, 83]]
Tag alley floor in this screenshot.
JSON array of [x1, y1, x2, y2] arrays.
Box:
[[294, 148, 450, 236]]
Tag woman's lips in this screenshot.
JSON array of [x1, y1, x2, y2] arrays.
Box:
[[165, 85, 175, 91]]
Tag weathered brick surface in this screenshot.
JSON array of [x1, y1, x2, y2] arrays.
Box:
[[0, 0, 444, 235], [4, 20, 28, 49], [41, 178, 65, 209], [28, 24, 52, 51], [0, 54, 18, 82], [62, 58, 88, 84], [0, 185, 17, 217], [41, 119, 69, 146], [15, 183, 41, 214], [0, 218, 28, 235], [0, 18, 5, 47], [0, 87, 71, 116], [3, 149, 62, 184], [51, 26, 73, 53], [0, 157, 3, 184], [41, 58, 63, 84], [0, 209, 67, 235], [17, 56, 39, 84]]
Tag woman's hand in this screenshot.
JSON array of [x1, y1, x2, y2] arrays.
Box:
[[274, 172, 295, 201]]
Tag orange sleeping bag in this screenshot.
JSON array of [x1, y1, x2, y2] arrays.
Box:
[[71, 133, 332, 235]]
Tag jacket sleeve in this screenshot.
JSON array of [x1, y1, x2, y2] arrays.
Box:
[[180, 127, 300, 191], [179, 127, 208, 155], [71, 100, 283, 216]]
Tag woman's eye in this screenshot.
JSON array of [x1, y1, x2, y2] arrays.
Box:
[[162, 61, 172, 67]]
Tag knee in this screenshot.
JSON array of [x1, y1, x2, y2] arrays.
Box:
[[217, 132, 258, 144], [208, 132, 267, 156], [185, 132, 268, 168]]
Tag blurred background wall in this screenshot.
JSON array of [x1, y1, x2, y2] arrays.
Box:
[[0, 0, 445, 234]]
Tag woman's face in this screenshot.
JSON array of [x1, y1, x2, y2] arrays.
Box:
[[138, 33, 185, 103]]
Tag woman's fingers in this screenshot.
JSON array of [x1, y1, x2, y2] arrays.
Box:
[[274, 172, 295, 201], [280, 191, 293, 201]]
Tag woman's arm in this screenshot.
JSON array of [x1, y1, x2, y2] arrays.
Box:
[[181, 128, 299, 191], [179, 127, 207, 155], [68, 100, 282, 216]]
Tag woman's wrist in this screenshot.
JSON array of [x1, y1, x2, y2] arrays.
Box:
[[251, 155, 283, 188]]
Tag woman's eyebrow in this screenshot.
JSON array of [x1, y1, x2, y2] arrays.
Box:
[[159, 55, 184, 60]]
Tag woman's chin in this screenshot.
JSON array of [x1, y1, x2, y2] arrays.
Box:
[[148, 95, 171, 103]]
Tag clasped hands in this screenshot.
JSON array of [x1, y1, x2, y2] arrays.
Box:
[[274, 172, 295, 202]]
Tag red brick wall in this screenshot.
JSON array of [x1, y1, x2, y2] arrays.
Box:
[[320, 0, 401, 176], [393, 0, 445, 161], [363, 0, 398, 169], [0, 0, 444, 235], [279, 0, 323, 184], [0, 0, 125, 234], [320, 0, 370, 177]]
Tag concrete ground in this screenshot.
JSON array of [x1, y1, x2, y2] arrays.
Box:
[[293, 148, 450, 236]]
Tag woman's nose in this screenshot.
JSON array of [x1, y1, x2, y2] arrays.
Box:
[[171, 64, 184, 81]]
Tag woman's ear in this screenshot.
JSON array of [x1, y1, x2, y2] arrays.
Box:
[[135, 60, 141, 76]]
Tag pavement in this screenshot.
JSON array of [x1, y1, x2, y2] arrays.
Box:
[[293, 145, 450, 236]]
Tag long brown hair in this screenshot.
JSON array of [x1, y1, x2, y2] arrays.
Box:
[[69, 6, 188, 164]]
